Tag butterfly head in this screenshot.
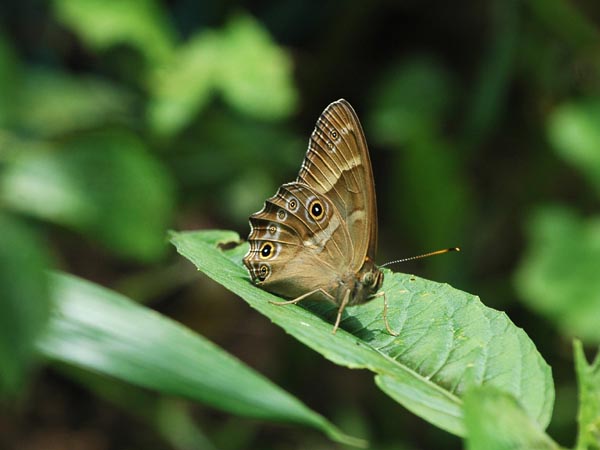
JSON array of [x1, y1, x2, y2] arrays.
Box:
[[348, 258, 383, 305]]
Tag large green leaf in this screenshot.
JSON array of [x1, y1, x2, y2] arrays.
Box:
[[0, 215, 51, 397], [170, 230, 555, 436], [574, 340, 600, 450], [463, 388, 562, 450], [1, 131, 174, 261], [515, 206, 600, 343], [38, 273, 364, 447]]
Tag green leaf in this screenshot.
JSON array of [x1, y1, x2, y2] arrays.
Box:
[[369, 58, 455, 146], [463, 387, 561, 450], [53, 0, 176, 64], [383, 134, 472, 262], [0, 33, 20, 128], [37, 272, 364, 447], [515, 206, 600, 343], [461, 0, 517, 151], [147, 32, 219, 136], [1, 131, 174, 261], [16, 67, 133, 137], [574, 340, 600, 450], [170, 230, 555, 436], [526, 0, 600, 48], [548, 99, 600, 197], [217, 14, 298, 120], [0, 215, 51, 397], [147, 12, 298, 135]]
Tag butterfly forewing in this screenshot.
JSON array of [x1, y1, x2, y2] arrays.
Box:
[[296, 99, 378, 270]]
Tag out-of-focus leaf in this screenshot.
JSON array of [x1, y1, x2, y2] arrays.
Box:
[[387, 135, 471, 265], [369, 58, 454, 146], [169, 109, 302, 222], [56, 364, 218, 450], [527, 0, 600, 48], [515, 206, 600, 343], [461, 0, 517, 151], [463, 388, 561, 450], [16, 68, 133, 137], [147, 32, 219, 136], [148, 12, 297, 134], [38, 272, 365, 448], [1, 131, 174, 261], [0, 34, 20, 128], [0, 215, 51, 397], [574, 340, 600, 450], [369, 60, 468, 272], [548, 99, 600, 196], [53, 0, 176, 64], [171, 230, 555, 437], [217, 14, 297, 120]]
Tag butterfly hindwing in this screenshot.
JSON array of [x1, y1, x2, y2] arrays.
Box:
[[245, 182, 352, 300]]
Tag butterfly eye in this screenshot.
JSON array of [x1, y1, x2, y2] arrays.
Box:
[[259, 242, 273, 259], [258, 264, 270, 280], [309, 200, 324, 220]]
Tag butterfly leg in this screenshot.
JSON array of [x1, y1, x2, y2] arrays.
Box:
[[372, 291, 399, 336], [268, 288, 335, 306], [332, 289, 351, 334]]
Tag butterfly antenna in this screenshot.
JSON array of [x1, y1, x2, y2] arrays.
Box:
[[380, 247, 460, 268]]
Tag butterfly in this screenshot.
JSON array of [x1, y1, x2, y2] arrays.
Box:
[[243, 99, 396, 335]]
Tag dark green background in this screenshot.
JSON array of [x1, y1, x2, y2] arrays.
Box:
[[1, 1, 599, 448]]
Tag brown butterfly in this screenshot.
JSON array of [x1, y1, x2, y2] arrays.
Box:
[[243, 99, 395, 334]]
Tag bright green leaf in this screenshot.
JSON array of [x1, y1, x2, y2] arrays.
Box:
[[53, 0, 176, 64], [515, 206, 600, 343], [217, 14, 297, 120], [1, 131, 175, 261], [16, 67, 133, 137], [548, 99, 600, 197], [170, 230, 555, 436], [38, 272, 365, 447], [574, 340, 600, 450], [0, 215, 51, 397], [147, 12, 298, 134], [464, 387, 561, 450], [147, 32, 219, 136]]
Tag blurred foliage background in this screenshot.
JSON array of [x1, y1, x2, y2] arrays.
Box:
[[1, 0, 599, 449]]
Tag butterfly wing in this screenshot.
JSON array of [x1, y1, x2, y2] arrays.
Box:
[[296, 99, 377, 269], [243, 182, 352, 300]]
